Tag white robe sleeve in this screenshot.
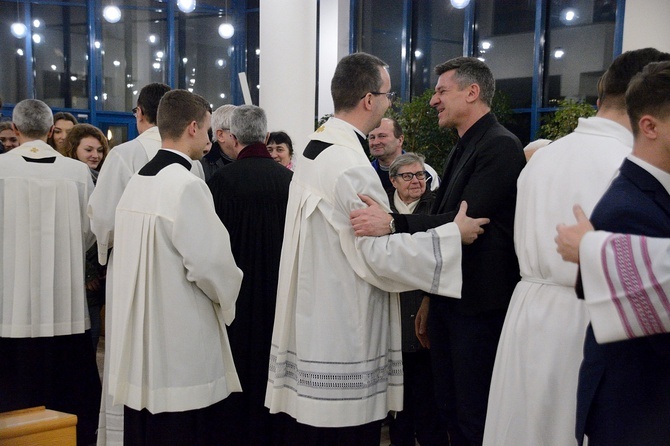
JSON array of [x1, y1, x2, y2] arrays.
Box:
[[88, 149, 135, 265], [333, 165, 462, 297], [171, 180, 243, 325], [580, 231, 670, 342]]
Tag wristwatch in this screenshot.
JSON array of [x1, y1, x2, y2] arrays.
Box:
[[389, 217, 396, 234]]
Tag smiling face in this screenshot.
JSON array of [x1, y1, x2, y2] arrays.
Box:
[[0, 128, 19, 151], [429, 70, 470, 131], [75, 135, 104, 170], [391, 161, 427, 204], [368, 119, 403, 165], [267, 142, 291, 166], [53, 119, 75, 152]]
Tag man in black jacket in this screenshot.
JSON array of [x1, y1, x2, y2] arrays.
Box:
[[351, 57, 525, 446]]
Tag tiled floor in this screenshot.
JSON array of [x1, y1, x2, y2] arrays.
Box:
[[96, 336, 396, 445]]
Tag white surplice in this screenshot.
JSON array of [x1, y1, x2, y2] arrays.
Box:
[[0, 140, 94, 337], [483, 117, 633, 446], [87, 127, 204, 445], [109, 161, 242, 413], [265, 117, 464, 428]]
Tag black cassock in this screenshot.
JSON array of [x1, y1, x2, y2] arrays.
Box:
[[208, 143, 293, 445]]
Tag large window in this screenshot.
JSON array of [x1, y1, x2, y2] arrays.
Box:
[[357, 0, 623, 143], [0, 0, 259, 136], [100, 0, 168, 113], [1, 0, 89, 109]]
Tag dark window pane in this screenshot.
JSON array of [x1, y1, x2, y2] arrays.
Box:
[[359, 0, 404, 93], [100, 3, 167, 112], [32, 3, 88, 109], [411, 0, 465, 96], [544, 0, 617, 106], [0, 2, 30, 104], [475, 0, 536, 109]]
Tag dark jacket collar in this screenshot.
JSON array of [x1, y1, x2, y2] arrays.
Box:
[[237, 142, 273, 161], [458, 113, 497, 148]]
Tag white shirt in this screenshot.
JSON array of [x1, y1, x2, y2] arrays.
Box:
[[0, 140, 94, 337]]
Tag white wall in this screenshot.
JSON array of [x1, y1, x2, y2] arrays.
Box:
[[317, 0, 350, 120], [259, 0, 317, 154], [623, 0, 670, 53]]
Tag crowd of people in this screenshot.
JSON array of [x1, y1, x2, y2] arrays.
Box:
[[1, 47, 669, 446]]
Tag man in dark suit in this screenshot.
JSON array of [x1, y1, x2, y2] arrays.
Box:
[[575, 61, 670, 446], [351, 57, 525, 445]]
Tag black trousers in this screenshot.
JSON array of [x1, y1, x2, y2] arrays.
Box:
[[388, 349, 443, 446], [428, 299, 506, 446], [272, 412, 382, 446], [124, 399, 228, 446]]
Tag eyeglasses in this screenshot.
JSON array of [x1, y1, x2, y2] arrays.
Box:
[[393, 170, 429, 181], [361, 91, 397, 102], [132, 107, 139, 116]]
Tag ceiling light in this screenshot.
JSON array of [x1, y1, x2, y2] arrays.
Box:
[[218, 23, 234, 39], [11, 22, 27, 38], [450, 0, 470, 9], [103, 5, 121, 23], [554, 48, 565, 59], [177, 0, 196, 13]]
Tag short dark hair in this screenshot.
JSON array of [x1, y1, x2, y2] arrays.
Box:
[[157, 90, 211, 141], [230, 105, 267, 146], [137, 83, 171, 124], [331, 52, 388, 113], [65, 123, 110, 170], [598, 48, 670, 109], [434, 57, 495, 107], [53, 111, 78, 126], [267, 131, 294, 156], [626, 61, 670, 137], [382, 117, 403, 139]]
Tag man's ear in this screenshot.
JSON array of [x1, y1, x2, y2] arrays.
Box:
[[188, 120, 199, 136], [466, 83, 480, 104], [361, 93, 374, 111], [638, 115, 658, 140]]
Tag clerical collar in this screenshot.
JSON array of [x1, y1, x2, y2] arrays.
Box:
[[160, 148, 193, 164], [237, 142, 273, 160], [457, 112, 496, 149]]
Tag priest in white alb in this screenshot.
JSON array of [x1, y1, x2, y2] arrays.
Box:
[[265, 52, 488, 446], [0, 99, 99, 445]]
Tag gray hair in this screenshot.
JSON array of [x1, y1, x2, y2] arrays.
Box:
[[12, 99, 53, 138], [435, 57, 495, 107], [230, 105, 267, 146], [211, 104, 237, 142], [389, 152, 426, 178]]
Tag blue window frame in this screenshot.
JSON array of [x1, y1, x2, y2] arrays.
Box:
[[354, 0, 626, 144]]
